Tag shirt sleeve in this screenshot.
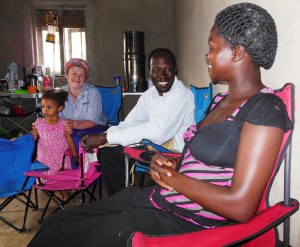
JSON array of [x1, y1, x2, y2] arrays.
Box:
[[238, 93, 293, 132], [84, 87, 103, 124]]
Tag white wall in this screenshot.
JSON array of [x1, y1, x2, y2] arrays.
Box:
[[174, 0, 300, 245]]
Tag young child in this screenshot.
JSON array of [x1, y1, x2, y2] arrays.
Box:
[[32, 89, 77, 201]]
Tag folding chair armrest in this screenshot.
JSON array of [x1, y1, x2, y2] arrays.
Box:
[[142, 139, 174, 153], [25, 170, 80, 181], [129, 199, 299, 247], [123, 147, 181, 163]]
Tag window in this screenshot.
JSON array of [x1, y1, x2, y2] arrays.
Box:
[[35, 9, 87, 76]]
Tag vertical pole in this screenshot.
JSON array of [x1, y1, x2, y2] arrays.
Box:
[[52, 43, 55, 88], [283, 143, 292, 246], [125, 154, 129, 187]]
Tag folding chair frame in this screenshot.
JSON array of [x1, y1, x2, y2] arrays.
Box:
[[0, 134, 41, 232], [0, 179, 37, 232], [25, 151, 101, 222]]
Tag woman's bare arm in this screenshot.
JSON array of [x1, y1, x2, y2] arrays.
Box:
[[65, 132, 77, 158], [64, 119, 96, 134]]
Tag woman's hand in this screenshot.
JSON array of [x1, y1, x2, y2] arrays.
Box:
[[63, 120, 73, 134], [150, 154, 177, 191], [80, 133, 107, 152], [32, 121, 37, 132]]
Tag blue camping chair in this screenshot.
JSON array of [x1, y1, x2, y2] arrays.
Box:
[[97, 85, 123, 126], [71, 85, 122, 168], [190, 83, 213, 123], [96, 85, 123, 197], [125, 83, 214, 188], [0, 134, 47, 232], [70, 85, 121, 168]]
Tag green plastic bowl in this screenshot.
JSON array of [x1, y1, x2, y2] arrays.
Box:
[[13, 89, 28, 94]]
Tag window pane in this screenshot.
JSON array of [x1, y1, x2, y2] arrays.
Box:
[[64, 28, 87, 63], [42, 30, 61, 74], [71, 30, 86, 59]]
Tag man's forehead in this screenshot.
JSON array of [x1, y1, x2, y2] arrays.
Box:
[[152, 51, 170, 59], [151, 53, 173, 65]]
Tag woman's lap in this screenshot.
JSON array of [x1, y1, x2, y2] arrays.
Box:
[[28, 187, 202, 247]]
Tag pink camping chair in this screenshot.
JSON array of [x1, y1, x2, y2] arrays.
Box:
[[25, 146, 101, 222], [125, 83, 298, 247]]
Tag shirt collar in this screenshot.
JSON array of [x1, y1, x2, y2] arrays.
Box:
[[63, 83, 88, 103]]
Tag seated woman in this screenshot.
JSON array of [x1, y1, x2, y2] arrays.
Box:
[[59, 58, 107, 165], [28, 3, 293, 247]]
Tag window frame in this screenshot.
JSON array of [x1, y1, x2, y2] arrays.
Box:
[[33, 6, 88, 76]]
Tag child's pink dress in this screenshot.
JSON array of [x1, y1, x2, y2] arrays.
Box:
[[35, 118, 71, 175]]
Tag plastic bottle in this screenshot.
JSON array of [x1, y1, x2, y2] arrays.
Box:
[[129, 81, 135, 92], [18, 80, 24, 89], [43, 75, 50, 89], [38, 82, 42, 92], [114, 74, 121, 86]]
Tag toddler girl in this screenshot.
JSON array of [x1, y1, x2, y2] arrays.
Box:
[[32, 89, 77, 201]]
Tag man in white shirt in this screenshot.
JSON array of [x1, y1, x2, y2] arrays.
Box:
[[81, 48, 195, 196]]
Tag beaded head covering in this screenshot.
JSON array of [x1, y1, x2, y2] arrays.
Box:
[[65, 58, 90, 79], [214, 3, 277, 69]]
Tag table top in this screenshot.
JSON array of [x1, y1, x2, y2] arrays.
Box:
[[0, 91, 42, 98], [122, 92, 143, 96]]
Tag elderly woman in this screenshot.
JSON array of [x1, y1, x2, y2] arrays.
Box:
[[59, 58, 107, 162]]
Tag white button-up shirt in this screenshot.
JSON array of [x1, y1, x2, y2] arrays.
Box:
[[107, 76, 195, 151]]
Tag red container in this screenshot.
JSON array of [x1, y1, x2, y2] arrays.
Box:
[[11, 105, 26, 115], [43, 76, 51, 89]]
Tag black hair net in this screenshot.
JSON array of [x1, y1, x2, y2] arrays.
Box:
[[215, 2, 277, 69]]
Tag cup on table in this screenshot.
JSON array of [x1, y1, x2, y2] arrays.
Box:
[[28, 85, 37, 94]]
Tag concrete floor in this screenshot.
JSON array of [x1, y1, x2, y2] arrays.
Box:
[[0, 170, 152, 247], [0, 186, 104, 247]]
